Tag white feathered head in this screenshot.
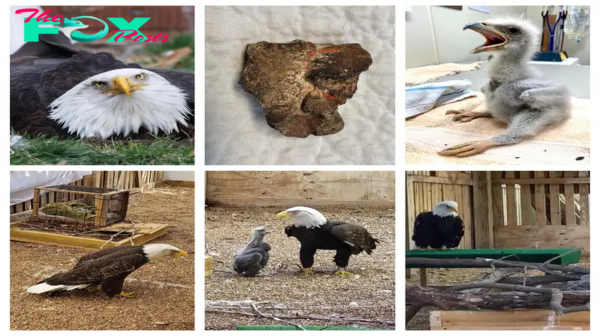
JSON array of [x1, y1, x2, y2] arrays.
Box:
[[276, 206, 327, 228], [432, 201, 459, 218], [48, 68, 191, 139]]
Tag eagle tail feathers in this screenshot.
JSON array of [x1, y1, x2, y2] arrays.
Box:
[[26, 282, 89, 294]]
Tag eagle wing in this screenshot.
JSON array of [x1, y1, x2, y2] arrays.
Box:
[[44, 253, 145, 286], [330, 223, 378, 254], [74, 246, 141, 268]]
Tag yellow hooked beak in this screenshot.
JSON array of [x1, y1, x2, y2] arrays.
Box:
[[106, 76, 148, 96], [451, 207, 459, 214], [276, 211, 289, 218], [113, 76, 131, 96], [174, 250, 189, 258]]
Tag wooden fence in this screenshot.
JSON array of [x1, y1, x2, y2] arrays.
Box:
[[406, 171, 590, 254], [206, 171, 395, 207], [492, 171, 590, 252], [10, 171, 164, 214]]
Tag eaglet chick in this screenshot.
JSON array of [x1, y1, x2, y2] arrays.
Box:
[[232, 226, 271, 277], [439, 17, 572, 157]]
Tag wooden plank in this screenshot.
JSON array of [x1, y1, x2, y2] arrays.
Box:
[[408, 175, 473, 186], [165, 180, 195, 188], [431, 326, 589, 330], [32, 189, 40, 217], [490, 172, 504, 229], [430, 310, 589, 330], [206, 171, 393, 205], [564, 171, 576, 226], [492, 178, 589, 185], [579, 171, 589, 226], [99, 223, 167, 235], [94, 195, 109, 227], [406, 175, 416, 253], [519, 171, 533, 226], [460, 185, 472, 249], [549, 171, 561, 226], [472, 172, 491, 248], [494, 225, 589, 254], [534, 171, 547, 226], [505, 172, 517, 227], [119, 226, 169, 246], [10, 227, 119, 250], [367, 171, 395, 202]]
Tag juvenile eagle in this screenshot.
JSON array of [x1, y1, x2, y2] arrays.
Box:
[[276, 206, 379, 276], [439, 17, 571, 157], [26, 244, 188, 297], [412, 201, 464, 249], [11, 33, 194, 139], [232, 226, 271, 277]]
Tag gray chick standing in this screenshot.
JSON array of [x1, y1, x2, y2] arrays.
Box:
[[232, 226, 271, 277], [439, 17, 572, 157]]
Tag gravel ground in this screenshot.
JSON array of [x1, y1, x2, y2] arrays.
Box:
[[405, 257, 591, 330], [205, 206, 396, 330], [10, 185, 195, 330]]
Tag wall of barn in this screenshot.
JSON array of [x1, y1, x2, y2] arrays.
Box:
[[205, 171, 395, 207]]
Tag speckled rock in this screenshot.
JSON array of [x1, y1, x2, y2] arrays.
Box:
[[240, 40, 373, 138]]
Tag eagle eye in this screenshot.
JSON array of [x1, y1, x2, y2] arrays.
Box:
[[92, 81, 107, 88], [135, 73, 147, 81], [508, 27, 521, 34]]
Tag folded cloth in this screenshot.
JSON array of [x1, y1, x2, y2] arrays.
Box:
[[405, 79, 479, 118], [406, 62, 482, 85]]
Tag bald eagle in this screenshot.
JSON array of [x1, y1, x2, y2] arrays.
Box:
[[232, 226, 271, 277], [276, 206, 379, 276], [11, 33, 194, 139], [26, 244, 188, 297], [412, 201, 464, 249]]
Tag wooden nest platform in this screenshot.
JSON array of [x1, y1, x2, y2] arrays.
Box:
[[430, 310, 590, 330], [10, 221, 169, 250], [32, 185, 130, 227]]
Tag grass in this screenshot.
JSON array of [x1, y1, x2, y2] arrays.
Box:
[[143, 33, 195, 71], [10, 135, 194, 165]]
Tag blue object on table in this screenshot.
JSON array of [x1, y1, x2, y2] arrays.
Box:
[[542, 10, 562, 52]]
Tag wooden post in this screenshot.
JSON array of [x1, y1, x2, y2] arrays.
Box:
[[419, 268, 427, 286], [32, 188, 41, 217], [95, 195, 109, 227], [406, 173, 416, 279], [579, 171, 589, 226], [472, 172, 493, 248]]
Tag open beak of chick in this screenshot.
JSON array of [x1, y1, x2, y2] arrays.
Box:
[[464, 22, 508, 54], [106, 76, 147, 96]]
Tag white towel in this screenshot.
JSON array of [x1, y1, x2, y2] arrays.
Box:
[[405, 80, 478, 118]]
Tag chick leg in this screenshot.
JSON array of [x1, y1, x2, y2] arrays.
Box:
[[446, 109, 492, 123], [438, 139, 498, 157], [440, 111, 550, 157]]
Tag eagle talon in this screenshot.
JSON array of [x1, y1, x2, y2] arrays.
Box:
[[118, 291, 135, 298], [303, 268, 314, 275], [335, 270, 353, 277]]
